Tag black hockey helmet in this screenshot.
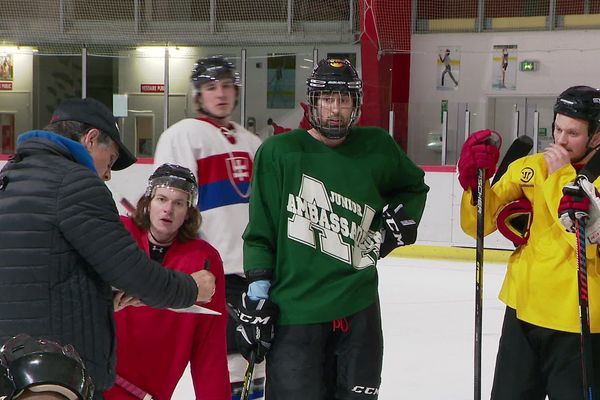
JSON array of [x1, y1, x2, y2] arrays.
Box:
[[306, 58, 362, 139], [554, 85, 600, 136], [0, 334, 94, 400], [0, 360, 15, 400], [191, 55, 240, 89], [145, 163, 198, 207]]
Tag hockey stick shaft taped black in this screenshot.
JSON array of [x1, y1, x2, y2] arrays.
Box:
[[240, 350, 256, 400], [492, 135, 533, 186], [474, 168, 485, 400], [226, 302, 257, 400], [575, 219, 594, 400]]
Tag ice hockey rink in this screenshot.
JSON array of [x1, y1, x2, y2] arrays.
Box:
[[172, 254, 509, 400]]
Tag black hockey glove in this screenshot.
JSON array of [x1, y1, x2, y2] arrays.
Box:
[[379, 203, 418, 258], [234, 292, 279, 364]]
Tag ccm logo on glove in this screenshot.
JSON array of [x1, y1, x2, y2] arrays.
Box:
[[379, 204, 417, 258], [237, 309, 273, 325], [351, 386, 379, 395]]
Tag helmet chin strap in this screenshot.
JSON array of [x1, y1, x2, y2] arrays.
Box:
[[552, 125, 599, 164], [319, 123, 350, 139], [587, 144, 600, 161], [308, 104, 356, 140]]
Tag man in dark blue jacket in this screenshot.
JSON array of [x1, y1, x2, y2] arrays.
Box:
[[0, 98, 215, 399]]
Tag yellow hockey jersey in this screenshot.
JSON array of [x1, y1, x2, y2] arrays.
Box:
[[461, 153, 600, 333]]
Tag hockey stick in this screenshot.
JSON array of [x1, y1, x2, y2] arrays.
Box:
[[472, 133, 524, 399], [474, 167, 485, 400], [571, 151, 600, 400], [240, 350, 257, 400], [472, 132, 502, 400], [226, 303, 257, 400], [491, 135, 533, 186], [115, 374, 153, 400], [575, 215, 593, 400], [493, 136, 535, 248], [119, 196, 136, 215]]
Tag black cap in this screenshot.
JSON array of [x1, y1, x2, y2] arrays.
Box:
[[50, 97, 137, 170]]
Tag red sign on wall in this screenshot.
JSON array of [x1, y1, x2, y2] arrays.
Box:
[[0, 82, 13, 90], [140, 84, 164, 93]]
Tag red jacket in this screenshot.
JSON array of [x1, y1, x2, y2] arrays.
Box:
[[104, 217, 230, 400]]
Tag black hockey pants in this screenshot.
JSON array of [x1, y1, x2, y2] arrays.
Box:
[[265, 300, 383, 400], [492, 306, 600, 400]]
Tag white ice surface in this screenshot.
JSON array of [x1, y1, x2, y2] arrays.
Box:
[[172, 256, 508, 399]]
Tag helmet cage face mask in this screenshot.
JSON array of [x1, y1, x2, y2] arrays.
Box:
[[306, 58, 363, 139], [145, 164, 198, 208], [307, 90, 362, 139], [553, 85, 600, 137], [145, 176, 198, 208]]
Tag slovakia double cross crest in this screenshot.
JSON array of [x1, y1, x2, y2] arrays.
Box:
[[225, 155, 251, 198]]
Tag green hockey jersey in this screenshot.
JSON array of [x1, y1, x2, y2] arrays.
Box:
[[243, 127, 428, 325]]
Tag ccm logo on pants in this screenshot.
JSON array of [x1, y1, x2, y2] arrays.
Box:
[[351, 386, 379, 395]]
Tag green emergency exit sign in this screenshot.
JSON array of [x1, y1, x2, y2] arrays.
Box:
[[520, 60, 537, 72]]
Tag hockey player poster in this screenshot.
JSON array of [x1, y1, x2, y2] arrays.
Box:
[[436, 47, 460, 90], [492, 44, 517, 90], [267, 54, 295, 109], [0, 54, 14, 81]]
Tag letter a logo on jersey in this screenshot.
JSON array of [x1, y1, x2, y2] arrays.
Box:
[[287, 174, 377, 269]]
